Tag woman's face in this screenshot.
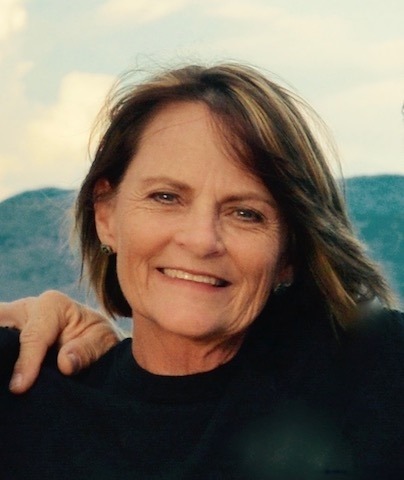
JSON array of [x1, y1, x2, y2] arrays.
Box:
[[96, 101, 292, 342]]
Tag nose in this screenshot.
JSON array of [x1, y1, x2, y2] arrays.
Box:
[[174, 208, 226, 258]]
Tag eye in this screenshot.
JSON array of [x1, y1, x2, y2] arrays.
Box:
[[149, 192, 179, 204], [233, 208, 265, 223]]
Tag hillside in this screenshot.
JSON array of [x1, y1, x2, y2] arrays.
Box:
[[0, 175, 403, 307], [0, 188, 84, 302], [345, 175, 403, 304]]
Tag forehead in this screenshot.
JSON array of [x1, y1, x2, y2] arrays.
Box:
[[135, 102, 222, 167], [139, 101, 220, 147], [136, 101, 251, 175], [123, 101, 273, 199]]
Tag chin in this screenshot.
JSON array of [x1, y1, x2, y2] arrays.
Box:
[[156, 314, 229, 341]]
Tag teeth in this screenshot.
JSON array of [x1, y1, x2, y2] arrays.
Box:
[[162, 269, 225, 286]]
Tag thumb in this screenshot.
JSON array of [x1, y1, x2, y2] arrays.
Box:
[[57, 344, 84, 375], [57, 332, 118, 375]]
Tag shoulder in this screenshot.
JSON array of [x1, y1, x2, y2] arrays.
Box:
[[346, 307, 404, 355], [0, 326, 131, 392], [72, 338, 133, 391], [341, 309, 404, 470], [359, 306, 403, 331], [342, 307, 404, 415]]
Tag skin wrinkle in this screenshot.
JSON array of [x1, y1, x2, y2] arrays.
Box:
[[94, 101, 292, 375]]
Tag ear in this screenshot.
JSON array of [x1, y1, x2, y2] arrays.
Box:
[[275, 263, 294, 286], [93, 179, 118, 252]]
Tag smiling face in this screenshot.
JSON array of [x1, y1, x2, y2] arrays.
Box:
[[95, 101, 292, 347]]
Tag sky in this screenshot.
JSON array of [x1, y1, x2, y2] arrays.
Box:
[[0, 0, 403, 201]]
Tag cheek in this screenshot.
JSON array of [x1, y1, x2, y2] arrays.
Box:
[[250, 250, 285, 310], [114, 220, 148, 284], [248, 258, 278, 306], [114, 209, 151, 256], [114, 214, 170, 285], [242, 235, 286, 287]]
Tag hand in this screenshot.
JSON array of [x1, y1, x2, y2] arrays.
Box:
[[0, 290, 128, 394]]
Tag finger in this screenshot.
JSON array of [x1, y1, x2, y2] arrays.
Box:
[[0, 298, 33, 328], [57, 323, 125, 375], [57, 341, 101, 375], [9, 335, 48, 394], [9, 325, 65, 393], [9, 292, 69, 394]]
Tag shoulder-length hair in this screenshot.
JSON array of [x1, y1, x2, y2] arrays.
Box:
[[75, 62, 394, 326]]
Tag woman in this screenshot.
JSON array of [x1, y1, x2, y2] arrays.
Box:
[[1, 62, 403, 479]]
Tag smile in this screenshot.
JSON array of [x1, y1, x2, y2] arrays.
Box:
[[160, 268, 228, 287]]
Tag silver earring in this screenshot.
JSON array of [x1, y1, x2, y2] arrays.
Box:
[[100, 244, 114, 255]]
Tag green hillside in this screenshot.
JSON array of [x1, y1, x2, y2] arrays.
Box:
[[0, 188, 84, 301], [345, 175, 403, 304], [0, 176, 403, 307]]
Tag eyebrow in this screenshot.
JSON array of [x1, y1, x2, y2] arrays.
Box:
[[139, 176, 192, 192], [139, 176, 276, 206], [221, 194, 276, 207]]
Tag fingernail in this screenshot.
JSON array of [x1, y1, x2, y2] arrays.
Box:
[[9, 373, 23, 391], [66, 352, 81, 373]]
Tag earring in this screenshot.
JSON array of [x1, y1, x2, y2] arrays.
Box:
[[100, 244, 114, 255], [273, 282, 292, 294]]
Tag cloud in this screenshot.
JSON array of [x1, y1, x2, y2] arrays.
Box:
[[1, 70, 114, 200], [0, 0, 27, 61], [25, 72, 113, 188], [98, 0, 191, 24], [0, 153, 22, 200], [0, 0, 26, 40]]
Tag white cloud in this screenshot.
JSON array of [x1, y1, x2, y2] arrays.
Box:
[[0, 70, 115, 201], [98, 0, 191, 24], [0, 153, 22, 200], [0, 0, 26, 41], [26, 71, 114, 181], [0, 0, 27, 61]]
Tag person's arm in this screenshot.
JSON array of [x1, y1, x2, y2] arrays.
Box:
[[0, 290, 128, 394]]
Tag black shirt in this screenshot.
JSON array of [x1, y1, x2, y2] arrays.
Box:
[[1, 308, 403, 479]]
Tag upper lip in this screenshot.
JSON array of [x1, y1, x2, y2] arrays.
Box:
[[157, 267, 231, 286]]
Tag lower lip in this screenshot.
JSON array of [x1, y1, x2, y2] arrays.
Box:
[[156, 269, 229, 292]]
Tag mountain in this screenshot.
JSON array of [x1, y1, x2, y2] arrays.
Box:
[[0, 188, 84, 302], [345, 175, 403, 305], [0, 176, 403, 307]]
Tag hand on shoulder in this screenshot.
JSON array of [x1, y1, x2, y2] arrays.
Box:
[[0, 291, 128, 394]]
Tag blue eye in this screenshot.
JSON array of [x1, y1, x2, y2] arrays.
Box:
[[235, 208, 264, 223], [150, 192, 178, 204]]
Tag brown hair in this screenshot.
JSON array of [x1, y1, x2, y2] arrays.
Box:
[[75, 62, 394, 325]]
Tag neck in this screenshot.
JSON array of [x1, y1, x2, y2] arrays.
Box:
[[131, 319, 245, 376]]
